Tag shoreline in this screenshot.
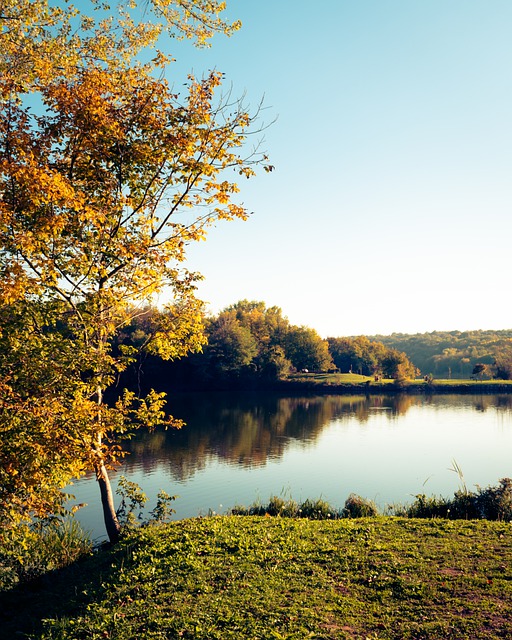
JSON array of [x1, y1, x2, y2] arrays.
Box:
[[274, 379, 512, 395]]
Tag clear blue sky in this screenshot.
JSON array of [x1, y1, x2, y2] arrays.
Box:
[[165, 1, 512, 337]]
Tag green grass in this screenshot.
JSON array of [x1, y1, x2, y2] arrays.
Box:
[[287, 372, 386, 384], [286, 372, 512, 389], [427, 378, 512, 385], [3, 517, 512, 639]]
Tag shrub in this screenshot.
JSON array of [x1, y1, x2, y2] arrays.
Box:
[[342, 494, 379, 518], [265, 496, 299, 517], [299, 498, 336, 520], [400, 479, 512, 521], [476, 478, 512, 520], [404, 494, 451, 519], [231, 496, 299, 518], [231, 496, 336, 519], [0, 517, 92, 591]]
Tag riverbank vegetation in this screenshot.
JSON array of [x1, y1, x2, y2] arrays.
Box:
[[120, 301, 420, 392], [2, 515, 512, 639], [119, 301, 512, 393], [371, 329, 512, 380]]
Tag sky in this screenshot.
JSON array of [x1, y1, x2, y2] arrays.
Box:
[[164, 1, 512, 338]]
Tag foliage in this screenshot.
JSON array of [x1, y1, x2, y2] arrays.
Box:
[[205, 311, 259, 375], [399, 494, 452, 519], [5, 517, 512, 639], [397, 478, 512, 521], [231, 495, 339, 519], [0, 302, 88, 525], [494, 344, 512, 380], [327, 336, 418, 380], [328, 335, 386, 375], [1, 0, 240, 99], [0, 517, 91, 592], [343, 493, 379, 518], [193, 302, 332, 380], [148, 300, 336, 387], [115, 476, 177, 529], [472, 363, 489, 380], [298, 497, 335, 519], [0, 1, 269, 541], [148, 490, 178, 525], [371, 329, 512, 379], [285, 325, 333, 372]]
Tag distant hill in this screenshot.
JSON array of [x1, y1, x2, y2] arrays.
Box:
[[367, 329, 512, 379]]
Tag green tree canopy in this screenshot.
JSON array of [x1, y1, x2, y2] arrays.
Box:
[[285, 326, 333, 373]]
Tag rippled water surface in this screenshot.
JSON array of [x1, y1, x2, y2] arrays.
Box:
[[70, 393, 512, 540]]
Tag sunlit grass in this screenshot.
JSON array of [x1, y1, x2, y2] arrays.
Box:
[[7, 517, 512, 640], [287, 372, 512, 387]]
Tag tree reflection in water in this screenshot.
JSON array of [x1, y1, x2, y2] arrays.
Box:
[[122, 393, 512, 481]]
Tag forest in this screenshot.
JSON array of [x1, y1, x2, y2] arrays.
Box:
[[118, 300, 512, 391], [370, 329, 512, 380]]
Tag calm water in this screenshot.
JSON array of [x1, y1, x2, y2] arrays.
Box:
[[70, 393, 512, 541]]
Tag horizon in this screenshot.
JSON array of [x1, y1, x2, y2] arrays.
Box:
[[194, 296, 512, 340]]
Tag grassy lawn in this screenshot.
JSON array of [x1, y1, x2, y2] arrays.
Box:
[[3, 516, 512, 639], [286, 372, 512, 389]]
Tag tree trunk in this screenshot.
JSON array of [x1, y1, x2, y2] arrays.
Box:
[[96, 461, 121, 543]]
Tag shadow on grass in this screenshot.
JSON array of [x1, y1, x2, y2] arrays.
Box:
[[0, 542, 126, 640]]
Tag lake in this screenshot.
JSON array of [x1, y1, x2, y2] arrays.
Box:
[[70, 393, 512, 541]]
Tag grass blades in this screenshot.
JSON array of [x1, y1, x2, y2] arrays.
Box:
[[2, 516, 512, 639]]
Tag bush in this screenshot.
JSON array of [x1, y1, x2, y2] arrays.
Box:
[[343, 494, 379, 518], [231, 496, 337, 519], [231, 496, 299, 518], [404, 494, 451, 519], [400, 479, 512, 521], [299, 498, 336, 520], [0, 517, 92, 591], [476, 478, 512, 520]]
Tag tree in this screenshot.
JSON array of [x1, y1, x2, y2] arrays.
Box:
[[1, 0, 240, 97], [206, 312, 258, 375], [381, 348, 418, 381], [0, 1, 268, 541], [494, 344, 512, 380], [285, 326, 333, 372], [328, 336, 385, 376], [472, 363, 488, 381], [225, 300, 292, 377]]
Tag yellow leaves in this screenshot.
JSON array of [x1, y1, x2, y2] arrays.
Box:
[[1, 56, 264, 312], [144, 298, 207, 361], [1, 0, 241, 104], [0, 1, 273, 531]]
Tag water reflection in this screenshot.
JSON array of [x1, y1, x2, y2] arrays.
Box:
[[72, 392, 512, 540], [122, 393, 512, 481]]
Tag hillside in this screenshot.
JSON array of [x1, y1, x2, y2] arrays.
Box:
[[369, 329, 512, 378]]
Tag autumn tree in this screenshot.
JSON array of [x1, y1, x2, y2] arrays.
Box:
[[205, 312, 259, 375], [285, 326, 333, 372], [0, 1, 269, 541], [381, 349, 419, 382], [494, 344, 512, 380]]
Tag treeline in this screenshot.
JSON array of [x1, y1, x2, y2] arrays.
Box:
[[370, 330, 512, 380], [118, 300, 418, 390], [118, 302, 512, 391]]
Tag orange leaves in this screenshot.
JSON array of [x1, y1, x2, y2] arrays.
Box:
[[1, 0, 239, 103], [0, 1, 271, 532], [0, 60, 263, 312]]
